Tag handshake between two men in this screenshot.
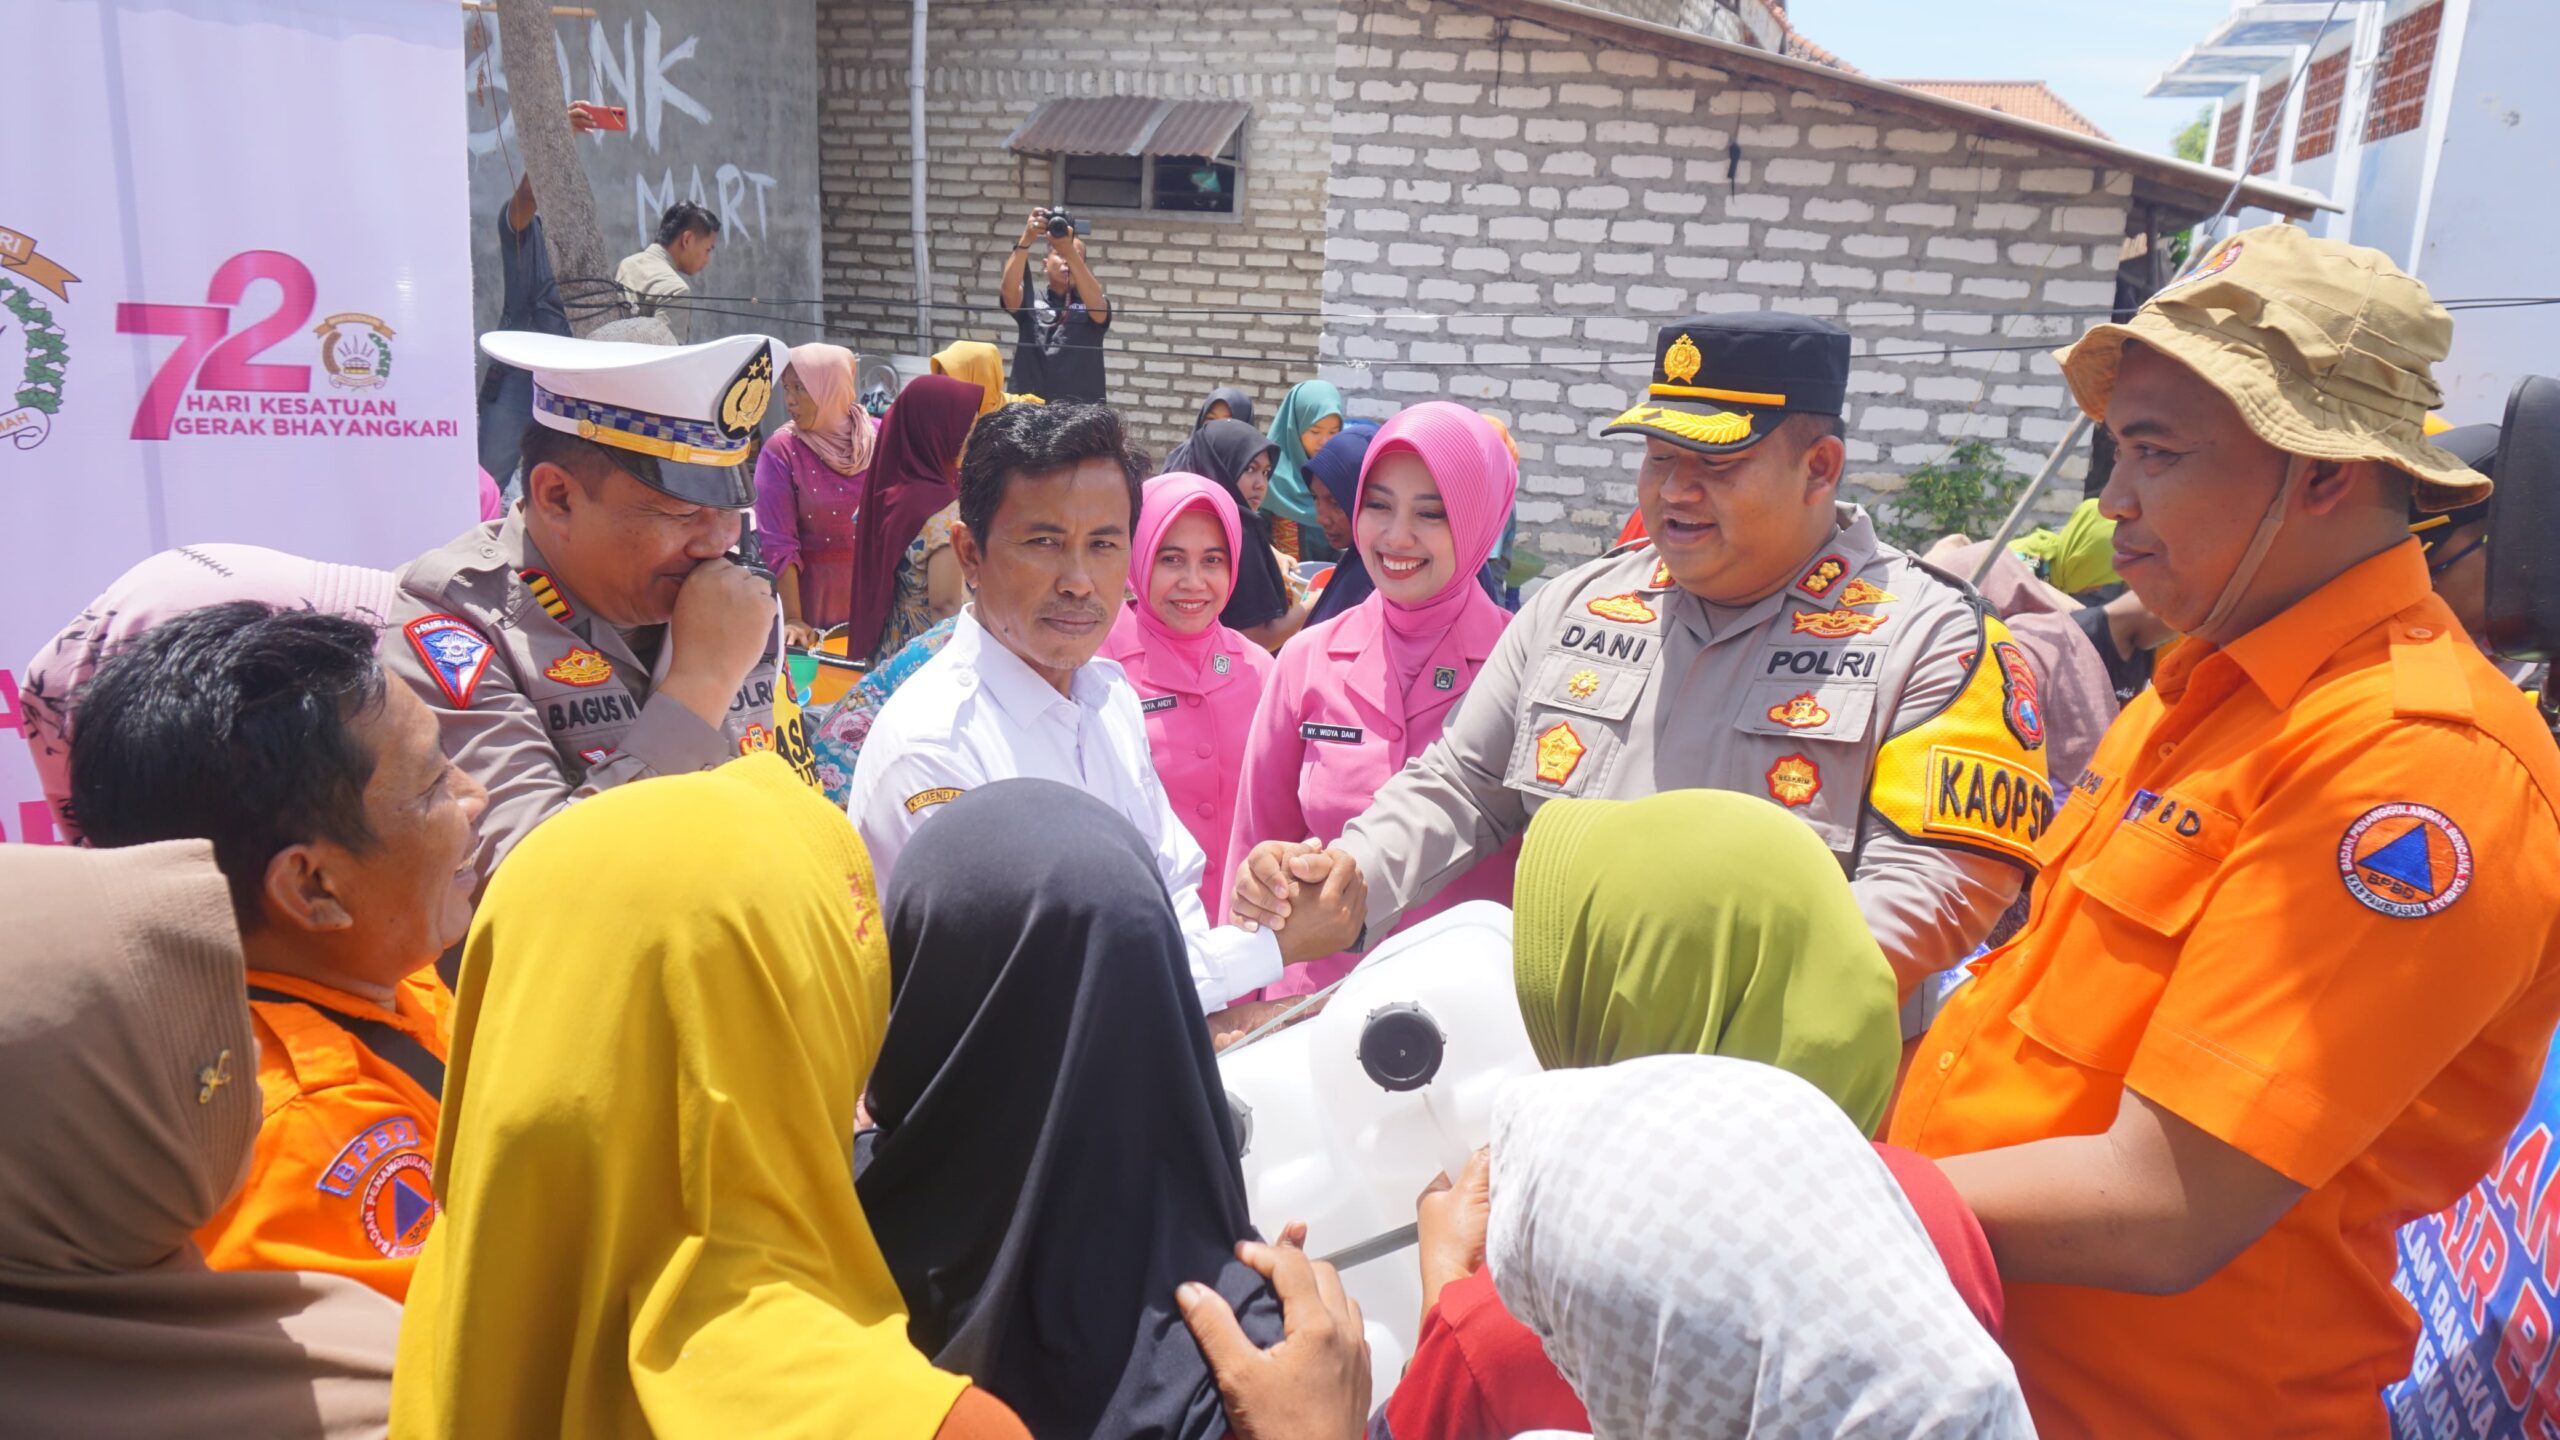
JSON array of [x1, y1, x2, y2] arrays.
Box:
[[1208, 842, 1371, 1050]]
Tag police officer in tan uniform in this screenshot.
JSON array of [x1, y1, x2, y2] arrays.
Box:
[[1235, 313, 2054, 1005], [388, 330, 810, 895]]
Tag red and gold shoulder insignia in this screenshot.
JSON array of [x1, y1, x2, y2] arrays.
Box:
[[544, 648, 613, 687], [1790, 607, 1890, 638], [520, 568, 572, 622], [1795, 554, 1849, 599], [1767, 692, 1831, 729], [1647, 558, 1672, 589], [1586, 592, 1657, 625]]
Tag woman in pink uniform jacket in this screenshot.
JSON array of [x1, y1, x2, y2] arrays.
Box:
[[1096, 473, 1276, 912], [1224, 402, 1520, 997]]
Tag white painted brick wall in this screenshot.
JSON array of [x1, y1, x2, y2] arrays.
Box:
[[824, 0, 2140, 549]]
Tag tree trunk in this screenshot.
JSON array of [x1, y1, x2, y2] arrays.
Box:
[[496, 0, 616, 336]]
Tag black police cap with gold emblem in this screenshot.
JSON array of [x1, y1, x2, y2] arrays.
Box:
[[480, 329, 789, 508], [1600, 312, 1852, 456]]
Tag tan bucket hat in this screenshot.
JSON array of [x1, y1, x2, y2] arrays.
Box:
[[2056, 222, 2489, 512]]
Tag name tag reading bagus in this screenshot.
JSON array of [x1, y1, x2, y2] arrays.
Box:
[[1301, 723, 1365, 744]]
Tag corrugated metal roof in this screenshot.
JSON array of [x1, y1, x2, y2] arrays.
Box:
[[1005, 96, 1164, 157], [1005, 97, 1252, 158], [1148, 100, 1251, 159]]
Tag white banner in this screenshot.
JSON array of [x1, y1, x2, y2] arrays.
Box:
[[1, 0, 475, 843]]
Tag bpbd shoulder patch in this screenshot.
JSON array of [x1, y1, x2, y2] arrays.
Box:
[[2338, 802, 2472, 918]]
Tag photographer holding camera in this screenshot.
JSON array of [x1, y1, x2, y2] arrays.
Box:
[[998, 208, 1112, 404]]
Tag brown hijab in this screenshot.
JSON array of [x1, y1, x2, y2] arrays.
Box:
[[0, 840, 399, 1439]]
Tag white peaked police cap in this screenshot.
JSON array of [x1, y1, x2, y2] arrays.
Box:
[[482, 329, 788, 509]]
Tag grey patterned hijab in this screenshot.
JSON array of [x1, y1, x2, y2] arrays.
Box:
[[1487, 1056, 2032, 1440]]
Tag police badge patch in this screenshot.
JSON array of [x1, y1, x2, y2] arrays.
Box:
[[1992, 641, 2045, 751], [404, 614, 494, 708]]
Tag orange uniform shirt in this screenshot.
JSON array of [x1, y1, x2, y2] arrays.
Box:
[[194, 968, 452, 1302], [1890, 542, 2560, 1439]]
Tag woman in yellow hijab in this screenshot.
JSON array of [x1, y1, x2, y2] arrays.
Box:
[[392, 754, 1019, 1440], [930, 340, 1042, 415]]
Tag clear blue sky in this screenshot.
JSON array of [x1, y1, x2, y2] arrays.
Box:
[[1788, 0, 2234, 157]]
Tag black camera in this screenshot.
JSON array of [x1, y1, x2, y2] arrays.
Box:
[[1036, 207, 1090, 239]]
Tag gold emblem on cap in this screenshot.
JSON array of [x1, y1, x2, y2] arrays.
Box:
[[1663, 333, 1703, 386], [719, 350, 775, 439]]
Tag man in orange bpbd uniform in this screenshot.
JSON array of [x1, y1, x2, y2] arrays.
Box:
[[67, 603, 487, 1301], [1888, 223, 2560, 1437]]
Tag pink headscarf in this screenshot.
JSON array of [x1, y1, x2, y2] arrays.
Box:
[[20, 546, 398, 845], [1357, 403, 1519, 698], [782, 343, 876, 477], [477, 466, 507, 521], [1127, 473, 1244, 674]]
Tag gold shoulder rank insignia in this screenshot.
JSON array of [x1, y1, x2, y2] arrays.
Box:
[[1567, 669, 1601, 701], [1648, 558, 1672, 589], [1797, 555, 1848, 598], [904, 787, 965, 814], [521, 568, 572, 622]]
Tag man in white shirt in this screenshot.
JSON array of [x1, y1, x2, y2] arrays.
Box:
[[614, 202, 720, 343], [850, 402, 1365, 1021]]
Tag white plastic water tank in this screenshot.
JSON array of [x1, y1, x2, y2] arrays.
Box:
[[1216, 901, 1539, 1399]]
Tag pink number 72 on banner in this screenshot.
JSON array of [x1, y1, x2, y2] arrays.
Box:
[[114, 250, 318, 440]]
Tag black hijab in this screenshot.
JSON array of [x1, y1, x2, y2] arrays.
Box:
[[1181, 419, 1291, 631], [1303, 419, 1380, 628], [1160, 387, 1255, 477], [1194, 385, 1254, 431], [858, 780, 1285, 1440]]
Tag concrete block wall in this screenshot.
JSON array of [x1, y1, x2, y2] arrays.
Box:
[[817, 0, 1336, 459], [1323, 0, 2128, 562]]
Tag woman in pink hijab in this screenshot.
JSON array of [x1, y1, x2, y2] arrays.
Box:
[[1225, 402, 1519, 996], [1096, 473, 1276, 911], [20, 545, 397, 846], [755, 342, 879, 646]]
